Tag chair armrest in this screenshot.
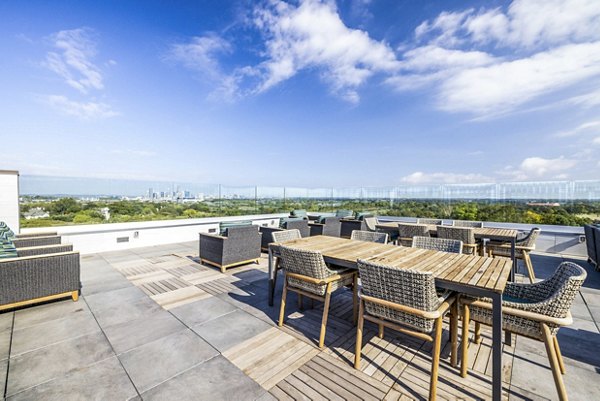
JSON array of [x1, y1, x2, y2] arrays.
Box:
[[199, 232, 227, 241], [15, 231, 58, 238], [17, 244, 73, 257], [286, 271, 356, 285], [360, 291, 454, 319], [464, 298, 573, 327], [489, 243, 534, 251], [12, 236, 62, 248]]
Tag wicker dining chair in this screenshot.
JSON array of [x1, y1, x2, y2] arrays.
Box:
[[452, 220, 484, 228], [398, 223, 430, 247], [350, 230, 388, 244], [460, 262, 586, 401], [437, 226, 478, 255], [412, 236, 463, 254], [278, 245, 358, 348], [271, 229, 302, 292], [355, 259, 457, 401], [488, 228, 541, 283], [417, 218, 443, 225]]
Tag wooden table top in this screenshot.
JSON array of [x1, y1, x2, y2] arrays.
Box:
[[375, 222, 518, 242], [273, 236, 512, 294]]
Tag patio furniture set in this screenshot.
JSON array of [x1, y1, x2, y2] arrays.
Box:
[[262, 215, 583, 401]]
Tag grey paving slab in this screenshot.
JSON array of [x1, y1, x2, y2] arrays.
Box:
[[6, 332, 114, 396], [0, 314, 12, 362], [13, 298, 88, 331], [7, 356, 137, 401], [11, 307, 100, 356], [570, 297, 594, 322], [81, 274, 133, 296], [511, 347, 600, 401], [170, 296, 238, 327], [119, 329, 218, 393], [1, 358, 7, 398], [101, 309, 184, 354], [191, 309, 272, 352], [86, 286, 160, 328], [0, 313, 13, 332], [140, 355, 266, 401], [556, 325, 600, 369]]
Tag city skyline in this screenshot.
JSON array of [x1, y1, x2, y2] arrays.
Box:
[[1, 0, 600, 186]]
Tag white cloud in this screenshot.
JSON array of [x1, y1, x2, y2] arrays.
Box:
[[248, 0, 399, 102], [42, 95, 118, 119], [390, 0, 600, 116], [555, 120, 600, 137], [401, 171, 492, 184], [44, 28, 104, 93], [506, 156, 577, 179], [436, 42, 600, 114], [167, 34, 231, 80]]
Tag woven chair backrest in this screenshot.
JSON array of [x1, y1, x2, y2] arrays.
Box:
[[412, 236, 463, 254], [351, 230, 388, 244], [398, 223, 430, 239], [437, 225, 475, 244], [272, 229, 301, 243]]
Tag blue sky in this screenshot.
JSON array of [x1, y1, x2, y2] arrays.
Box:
[[1, 0, 600, 188]]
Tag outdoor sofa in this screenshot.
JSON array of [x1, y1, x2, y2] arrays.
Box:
[[0, 245, 81, 311]]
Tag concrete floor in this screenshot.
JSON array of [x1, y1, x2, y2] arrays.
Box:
[[1, 241, 599, 400]]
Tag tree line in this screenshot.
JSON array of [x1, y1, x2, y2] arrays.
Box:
[[20, 197, 599, 228]]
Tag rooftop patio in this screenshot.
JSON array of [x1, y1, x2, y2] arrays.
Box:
[[1, 242, 599, 400]]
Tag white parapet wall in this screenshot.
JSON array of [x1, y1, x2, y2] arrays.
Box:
[[0, 170, 20, 232], [21, 213, 288, 254]]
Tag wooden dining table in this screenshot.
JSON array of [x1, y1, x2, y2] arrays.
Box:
[[377, 222, 519, 279], [267, 235, 513, 401]]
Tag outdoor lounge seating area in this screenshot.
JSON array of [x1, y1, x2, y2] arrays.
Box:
[[0, 235, 597, 401], [0, 213, 598, 401]]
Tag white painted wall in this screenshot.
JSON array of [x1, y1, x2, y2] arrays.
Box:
[[21, 213, 287, 254], [0, 170, 19, 232]]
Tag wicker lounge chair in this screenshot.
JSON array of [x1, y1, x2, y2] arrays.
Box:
[[417, 218, 443, 225], [452, 220, 484, 228], [398, 223, 430, 247], [460, 262, 586, 401], [412, 236, 463, 253], [437, 226, 478, 255], [0, 250, 81, 311], [309, 217, 341, 237], [199, 225, 261, 273], [340, 215, 374, 238], [335, 209, 354, 218], [1, 224, 62, 248], [289, 210, 309, 220], [278, 245, 358, 348], [355, 259, 457, 401], [487, 227, 541, 283], [350, 230, 388, 244], [259, 218, 309, 251]]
